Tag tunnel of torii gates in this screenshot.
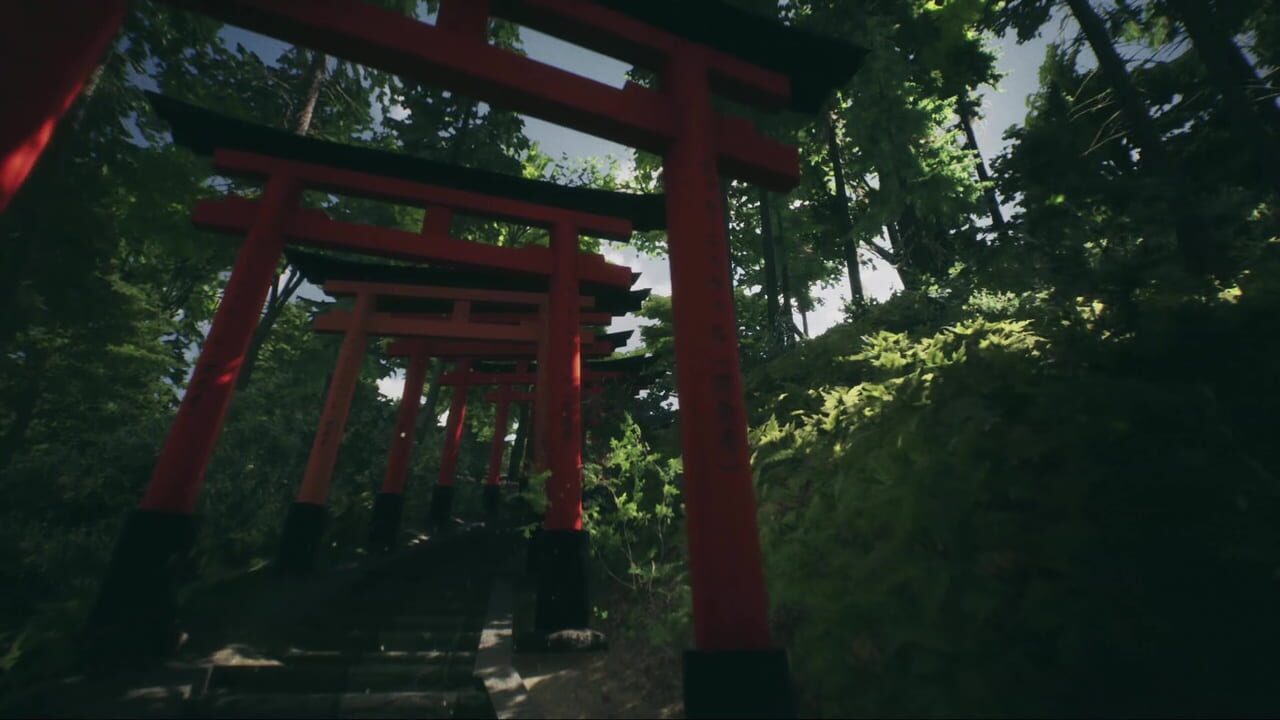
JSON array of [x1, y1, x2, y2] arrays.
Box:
[[290, 275, 640, 577], [3, 0, 865, 714], [440, 352, 656, 504], [86, 96, 655, 656]]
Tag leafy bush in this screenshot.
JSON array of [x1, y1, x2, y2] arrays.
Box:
[[753, 312, 1280, 717], [582, 416, 690, 647]]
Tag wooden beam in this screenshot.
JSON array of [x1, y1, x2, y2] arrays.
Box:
[[315, 310, 541, 342], [160, 0, 800, 190], [385, 338, 615, 359], [484, 386, 602, 403], [490, 0, 790, 111], [192, 197, 636, 288], [449, 370, 623, 386], [323, 281, 596, 309], [213, 150, 634, 240]]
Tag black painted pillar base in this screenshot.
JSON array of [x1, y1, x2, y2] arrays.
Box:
[[483, 484, 501, 515], [429, 484, 455, 530], [83, 509, 196, 666], [683, 649, 795, 719], [276, 502, 326, 576], [525, 526, 545, 577], [534, 529, 590, 632], [366, 493, 404, 554]]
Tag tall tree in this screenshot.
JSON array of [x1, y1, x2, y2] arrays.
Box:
[[824, 113, 865, 303], [758, 190, 784, 348], [236, 49, 330, 391], [956, 94, 1007, 231], [1159, 0, 1280, 192], [993, 0, 1212, 273]]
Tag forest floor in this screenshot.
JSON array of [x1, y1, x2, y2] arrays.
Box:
[[510, 584, 684, 719]]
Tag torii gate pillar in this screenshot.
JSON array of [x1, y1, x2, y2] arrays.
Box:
[[663, 48, 792, 717], [484, 385, 513, 515], [430, 360, 470, 529], [277, 292, 374, 574], [85, 174, 301, 660], [534, 221, 589, 633], [369, 352, 431, 553], [0, 1, 127, 213]]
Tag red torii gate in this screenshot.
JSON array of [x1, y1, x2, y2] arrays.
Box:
[[441, 369, 618, 515], [420, 353, 657, 509], [379, 334, 625, 537], [278, 279, 625, 573], [11, 2, 867, 712], [310, 279, 630, 550], [86, 141, 644, 655]]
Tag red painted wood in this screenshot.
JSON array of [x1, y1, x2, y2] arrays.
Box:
[[159, 0, 799, 189], [315, 310, 540, 342], [323, 280, 597, 308], [296, 292, 375, 505], [437, 0, 490, 38], [142, 176, 302, 513], [437, 360, 471, 487], [212, 150, 634, 240], [193, 197, 634, 288], [464, 311, 614, 326], [490, 0, 790, 111], [543, 221, 583, 532], [485, 385, 511, 486], [485, 386, 602, 403], [380, 352, 429, 495], [663, 47, 773, 652], [442, 371, 622, 386], [386, 338, 615, 359], [0, 0, 127, 212], [420, 206, 453, 236], [533, 312, 551, 475]]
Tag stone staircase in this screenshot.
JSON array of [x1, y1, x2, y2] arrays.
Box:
[[18, 529, 516, 719]]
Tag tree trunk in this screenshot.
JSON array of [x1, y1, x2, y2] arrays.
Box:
[[885, 222, 915, 292], [418, 359, 445, 447], [235, 269, 304, 390], [957, 97, 1007, 231], [236, 51, 328, 391], [293, 51, 328, 137], [0, 351, 46, 473], [1064, 0, 1211, 273], [449, 100, 480, 163], [825, 113, 864, 304], [757, 189, 782, 348], [1164, 0, 1280, 192], [774, 206, 798, 346], [507, 401, 530, 484]]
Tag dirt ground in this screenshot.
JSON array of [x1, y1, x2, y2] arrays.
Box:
[[511, 588, 684, 719]]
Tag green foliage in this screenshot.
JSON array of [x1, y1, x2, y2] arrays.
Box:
[[752, 290, 1280, 716], [582, 417, 689, 647]]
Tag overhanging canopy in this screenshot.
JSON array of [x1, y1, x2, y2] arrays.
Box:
[[593, 0, 866, 114]]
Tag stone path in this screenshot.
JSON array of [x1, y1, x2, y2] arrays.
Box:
[[20, 529, 516, 719]]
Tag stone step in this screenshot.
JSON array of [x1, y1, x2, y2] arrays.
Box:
[[301, 614, 485, 634], [280, 648, 478, 666], [207, 663, 478, 694], [190, 689, 492, 719], [313, 630, 481, 653]]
